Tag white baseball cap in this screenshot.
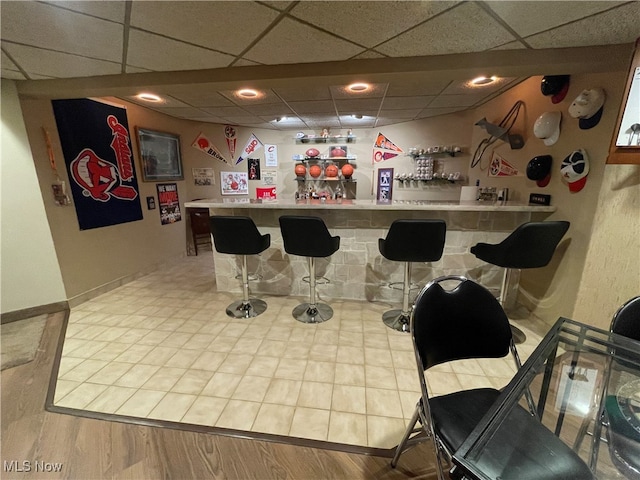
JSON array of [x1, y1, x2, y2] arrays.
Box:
[[561, 149, 589, 193], [534, 111, 561, 146], [568, 88, 605, 129]]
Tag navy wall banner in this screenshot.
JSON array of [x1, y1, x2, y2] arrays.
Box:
[[52, 98, 143, 230]]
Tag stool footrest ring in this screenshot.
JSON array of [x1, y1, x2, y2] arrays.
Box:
[[387, 281, 420, 292], [302, 275, 330, 285]]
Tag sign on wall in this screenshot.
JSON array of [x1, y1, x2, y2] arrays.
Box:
[[52, 98, 143, 230], [156, 183, 181, 225]]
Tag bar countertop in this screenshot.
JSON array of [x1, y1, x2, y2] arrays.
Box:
[[184, 198, 556, 213]]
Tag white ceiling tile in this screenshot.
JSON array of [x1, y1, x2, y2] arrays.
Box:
[[188, 116, 228, 124], [334, 98, 384, 112], [429, 94, 486, 108], [491, 41, 527, 51], [261, 2, 296, 12], [127, 30, 234, 71], [341, 116, 376, 127], [382, 96, 435, 109], [125, 65, 153, 74], [261, 117, 306, 128], [376, 117, 410, 127], [233, 58, 261, 67], [351, 50, 385, 60], [218, 89, 282, 106], [1, 51, 18, 70], [289, 1, 459, 48], [153, 107, 210, 119], [525, 3, 640, 49], [130, 1, 280, 55], [376, 2, 516, 56], [1, 1, 123, 62], [378, 109, 422, 119], [486, 1, 627, 38], [243, 103, 295, 116], [220, 116, 264, 125], [274, 86, 331, 102], [1, 69, 25, 80], [123, 95, 193, 108], [441, 77, 517, 95], [167, 92, 235, 108], [386, 78, 451, 97], [3, 44, 121, 78], [330, 83, 387, 99], [201, 106, 251, 117], [44, 1, 126, 22], [416, 107, 467, 119], [243, 17, 365, 65], [286, 100, 336, 114]]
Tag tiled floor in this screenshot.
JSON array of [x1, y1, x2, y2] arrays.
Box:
[[53, 253, 544, 450]]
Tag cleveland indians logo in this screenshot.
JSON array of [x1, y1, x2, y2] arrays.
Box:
[[69, 115, 138, 202]]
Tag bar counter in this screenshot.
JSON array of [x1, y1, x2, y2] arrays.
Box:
[[185, 198, 556, 304]]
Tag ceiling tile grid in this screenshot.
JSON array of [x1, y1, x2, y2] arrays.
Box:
[[1, 1, 638, 130]]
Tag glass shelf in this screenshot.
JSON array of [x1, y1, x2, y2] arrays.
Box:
[[296, 135, 356, 144], [408, 151, 458, 158], [293, 155, 356, 162], [295, 177, 356, 182]]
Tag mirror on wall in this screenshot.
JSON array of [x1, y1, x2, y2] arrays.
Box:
[[607, 38, 640, 164]]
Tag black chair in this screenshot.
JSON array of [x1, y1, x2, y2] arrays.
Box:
[[391, 275, 594, 480], [378, 219, 446, 332], [209, 216, 270, 319], [279, 215, 340, 323], [188, 208, 213, 255], [577, 296, 640, 476], [470, 221, 570, 341]]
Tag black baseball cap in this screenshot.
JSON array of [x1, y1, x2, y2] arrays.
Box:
[[527, 155, 552, 187], [541, 75, 571, 104]]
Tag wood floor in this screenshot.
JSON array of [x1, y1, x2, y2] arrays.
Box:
[[1, 312, 439, 480]]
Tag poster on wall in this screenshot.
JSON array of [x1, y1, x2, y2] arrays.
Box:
[[265, 144, 278, 167], [248, 158, 260, 180], [377, 168, 394, 202], [192, 168, 214, 186], [221, 172, 248, 195], [156, 183, 181, 224], [262, 171, 276, 185], [51, 98, 143, 230], [256, 186, 276, 200]]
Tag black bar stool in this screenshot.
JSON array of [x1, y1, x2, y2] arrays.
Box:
[[279, 215, 340, 324], [378, 219, 446, 332], [470, 220, 570, 341], [209, 215, 271, 319]]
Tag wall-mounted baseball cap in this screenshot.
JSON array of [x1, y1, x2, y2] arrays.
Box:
[[527, 155, 552, 187], [568, 88, 605, 130], [541, 75, 571, 104], [534, 111, 561, 146], [561, 149, 589, 192]]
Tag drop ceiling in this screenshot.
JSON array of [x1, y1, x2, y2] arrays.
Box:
[[2, 1, 638, 130]]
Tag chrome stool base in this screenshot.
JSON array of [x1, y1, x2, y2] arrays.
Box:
[[292, 302, 333, 323], [226, 299, 267, 319], [383, 309, 411, 333]]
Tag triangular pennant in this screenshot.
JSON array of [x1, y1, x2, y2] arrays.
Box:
[[224, 125, 237, 159], [236, 133, 263, 165], [191, 133, 228, 164], [373, 150, 399, 163], [489, 152, 520, 177], [374, 132, 404, 152]]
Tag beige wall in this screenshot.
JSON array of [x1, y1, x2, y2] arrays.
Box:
[[1, 80, 66, 314], [573, 163, 640, 330], [13, 69, 638, 329], [467, 72, 629, 328]]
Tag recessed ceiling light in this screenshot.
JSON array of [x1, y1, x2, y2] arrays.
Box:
[[136, 92, 162, 102], [348, 83, 369, 92], [351, 114, 363, 119], [238, 88, 259, 98], [470, 76, 498, 86]]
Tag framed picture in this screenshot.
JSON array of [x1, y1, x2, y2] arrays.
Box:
[[136, 127, 184, 181], [221, 171, 248, 195]]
